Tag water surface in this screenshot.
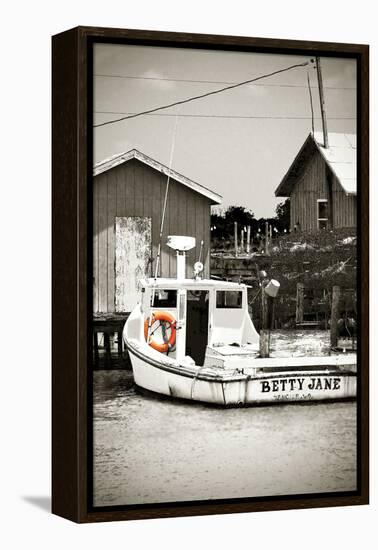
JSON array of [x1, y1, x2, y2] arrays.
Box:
[[93, 371, 357, 506]]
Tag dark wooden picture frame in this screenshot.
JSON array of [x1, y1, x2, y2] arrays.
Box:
[[52, 26, 369, 523]]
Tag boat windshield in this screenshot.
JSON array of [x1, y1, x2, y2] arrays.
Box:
[[152, 289, 177, 308], [216, 290, 243, 309]]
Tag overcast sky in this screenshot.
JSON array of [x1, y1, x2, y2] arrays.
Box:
[[94, 44, 356, 217]]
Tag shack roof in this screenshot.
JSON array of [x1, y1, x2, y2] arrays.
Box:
[[94, 148, 222, 205], [275, 132, 357, 197]]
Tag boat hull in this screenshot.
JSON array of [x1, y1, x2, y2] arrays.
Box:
[[128, 347, 356, 407]]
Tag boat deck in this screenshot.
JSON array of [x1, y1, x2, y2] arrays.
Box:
[[94, 329, 356, 371], [203, 329, 356, 372]]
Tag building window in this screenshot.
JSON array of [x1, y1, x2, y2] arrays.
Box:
[[317, 200, 328, 230]]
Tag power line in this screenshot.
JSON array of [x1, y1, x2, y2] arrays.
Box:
[[94, 61, 310, 128], [95, 110, 356, 121], [95, 73, 356, 91]]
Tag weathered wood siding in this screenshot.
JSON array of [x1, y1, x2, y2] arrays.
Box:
[[93, 158, 212, 313], [332, 177, 357, 228], [290, 150, 357, 231], [290, 151, 327, 231]]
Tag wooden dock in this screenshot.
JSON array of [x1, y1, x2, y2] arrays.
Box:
[[92, 327, 356, 371], [269, 329, 356, 357], [93, 313, 130, 369]]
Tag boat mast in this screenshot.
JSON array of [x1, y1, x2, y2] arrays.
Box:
[[147, 111, 179, 341]]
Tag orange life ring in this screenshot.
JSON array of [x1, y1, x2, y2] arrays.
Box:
[[144, 311, 177, 353]]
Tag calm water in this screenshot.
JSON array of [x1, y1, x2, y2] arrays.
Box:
[[93, 370, 357, 507]]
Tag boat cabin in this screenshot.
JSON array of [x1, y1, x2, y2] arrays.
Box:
[[140, 277, 259, 366]]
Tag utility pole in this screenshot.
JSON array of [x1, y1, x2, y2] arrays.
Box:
[[316, 56, 329, 149]]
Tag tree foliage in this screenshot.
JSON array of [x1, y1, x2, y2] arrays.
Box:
[[211, 201, 290, 245], [275, 198, 290, 232]]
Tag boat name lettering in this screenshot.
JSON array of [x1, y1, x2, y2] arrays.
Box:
[[260, 377, 342, 393]]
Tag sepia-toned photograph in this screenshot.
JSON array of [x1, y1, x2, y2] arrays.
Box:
[[91, 43, 358, 508]]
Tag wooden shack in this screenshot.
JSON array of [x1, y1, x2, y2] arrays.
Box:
[[275, 132, 357, 232], [93, 149, 222, 314]]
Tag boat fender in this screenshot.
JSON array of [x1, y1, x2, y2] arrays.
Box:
[[144, 311, 177, 353]]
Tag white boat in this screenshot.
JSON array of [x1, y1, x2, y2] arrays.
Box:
[[123, 236, 356, 406]]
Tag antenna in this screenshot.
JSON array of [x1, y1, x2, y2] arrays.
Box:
[[152, 110, 179, 289], [315, 57, 329, 148], [147, 109, 179, 342]]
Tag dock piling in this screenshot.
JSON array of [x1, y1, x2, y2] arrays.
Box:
[[260, 329, 270, 358], [261, 287, 269, 329]]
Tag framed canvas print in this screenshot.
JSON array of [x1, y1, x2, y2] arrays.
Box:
[[52, 26, 369, 523]]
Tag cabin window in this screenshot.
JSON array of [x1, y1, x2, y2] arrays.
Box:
[[153, 289, 177, 308], [216, 290, 243, 309], [317, 200, 328, 230]]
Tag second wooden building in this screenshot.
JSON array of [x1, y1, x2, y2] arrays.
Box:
[[275, 132, 357, 232]]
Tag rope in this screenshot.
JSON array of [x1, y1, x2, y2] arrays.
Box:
[[250, 287, 262, 304]]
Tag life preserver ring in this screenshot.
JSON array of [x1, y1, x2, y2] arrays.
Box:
[[144, 311, 177, 353]]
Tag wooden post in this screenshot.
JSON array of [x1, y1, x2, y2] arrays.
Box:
[[265, 221, 269, 256], [240, 228, 244, 253], [234, 221, 238, 257], [330, 285, 340, 348], [246, 226, 251, 255], [260, 329, 270, 358], [117, 329, 123, 357], [104, 332, 111, 368], [270, 297, 275, 330], [296, 282, 305, 324], [316, 56, 329, 148], [261, 286, 269, 329], [93, 331, 99, 368]]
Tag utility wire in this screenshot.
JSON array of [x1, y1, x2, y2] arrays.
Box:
[[95, 111, 355, 121], [94, 61, 310, 128], [95, 73, 356, 91]]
